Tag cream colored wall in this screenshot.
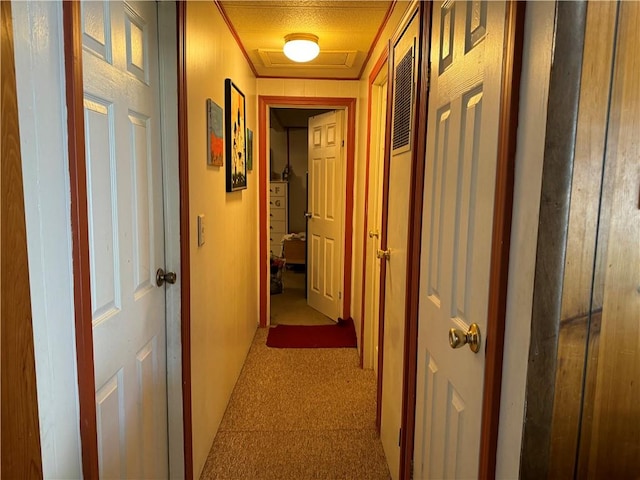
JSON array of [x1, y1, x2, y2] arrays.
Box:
[[185, 3, 258, 477], [352, 1, 413, 358]]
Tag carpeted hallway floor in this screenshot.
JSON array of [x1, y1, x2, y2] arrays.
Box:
[[199, 328, 391, 479]]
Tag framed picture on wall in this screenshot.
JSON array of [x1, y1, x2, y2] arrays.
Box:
[[225, 79, 247, 191], [246, 128, 254, 171], [206, 98, 224, 167]]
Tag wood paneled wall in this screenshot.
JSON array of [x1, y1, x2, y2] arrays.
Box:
[[1, 1, 43, 477], [548, 2, 618, 476], [528, 1, 640, 477], [584, 3, 640, 475]]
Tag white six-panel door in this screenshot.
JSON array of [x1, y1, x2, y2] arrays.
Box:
[[307, 111, 344, 321], [82, 1, 168, 477], [413, 1, 507, 478]]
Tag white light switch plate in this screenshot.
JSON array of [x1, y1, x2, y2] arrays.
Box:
[[197, 214, 205, 246]]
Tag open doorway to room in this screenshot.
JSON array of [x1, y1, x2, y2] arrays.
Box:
[[268, 107, 333, 327], [258, 96, 357, 331]]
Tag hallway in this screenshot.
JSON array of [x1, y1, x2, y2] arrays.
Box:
[[199, 327, 390, 479]]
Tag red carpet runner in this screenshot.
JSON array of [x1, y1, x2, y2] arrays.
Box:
[[266, 318, 357, 348]]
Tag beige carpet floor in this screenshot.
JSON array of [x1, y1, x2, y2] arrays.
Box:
[[199, 328, 391, 479], [270, 269, 335, 326]]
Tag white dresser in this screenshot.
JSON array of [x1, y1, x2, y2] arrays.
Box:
[[269, 181, 288, 256]]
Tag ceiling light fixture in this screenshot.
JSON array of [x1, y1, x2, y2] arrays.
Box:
[[283, 33, 320, 63]]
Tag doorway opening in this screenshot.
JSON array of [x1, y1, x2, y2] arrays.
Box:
[[268, 107, 333, 327], [258, 96, 357, 330]]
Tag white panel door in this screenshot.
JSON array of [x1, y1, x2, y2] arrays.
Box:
[[307, 110, 344, 321], [82, 1, 168, 477], [365, 77, 388, 372], [413, 1, 507, 478], [379, 11, 419, 479]]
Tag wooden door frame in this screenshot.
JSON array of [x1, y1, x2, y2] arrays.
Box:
[[177, 3, 194, 478], [63, 2, 193, 477], [359, 47, 389, 369], [397, 2, 526, 479], [258, 96, 356, 327], [62, 3, 100, 475]]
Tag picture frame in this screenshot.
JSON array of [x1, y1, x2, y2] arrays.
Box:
[[246, 128, 254, 171], [206, 98, 224, 167], [225, 79, 247, 191]]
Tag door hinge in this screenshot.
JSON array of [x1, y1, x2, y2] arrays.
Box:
[[427, 62, 432, 91], [410, 460, 414, 480], [338, 291, 342, 300], [398, 427, 402, 446], [341, 139, 345, 147]]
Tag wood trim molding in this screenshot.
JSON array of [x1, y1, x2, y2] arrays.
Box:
[[62, 2, 100, 477], [213, 1, 258, 78], [370, 47, 391, 88], [177, 2, 194, 478], [399, 3, 431, 478], [359, 46, 389, 368], [258, 97, 269, 328], [478, 1, 526, 477], [1, 1, 43, 476], [258, 96, 357, 327], [343, 102, 356, 320], [357, 1, 397, 79]]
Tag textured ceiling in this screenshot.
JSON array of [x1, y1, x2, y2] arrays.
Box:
[[217, 1, 395, 79]]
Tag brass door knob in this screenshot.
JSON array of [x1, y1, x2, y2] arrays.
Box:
[[376, 249, 390, 259], [368, 230, 379, 238], [304, 212, 312, 219], [449, 323, 481, 353]]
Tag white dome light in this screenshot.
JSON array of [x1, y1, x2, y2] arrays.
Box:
[[283, 33, 320, 63]]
